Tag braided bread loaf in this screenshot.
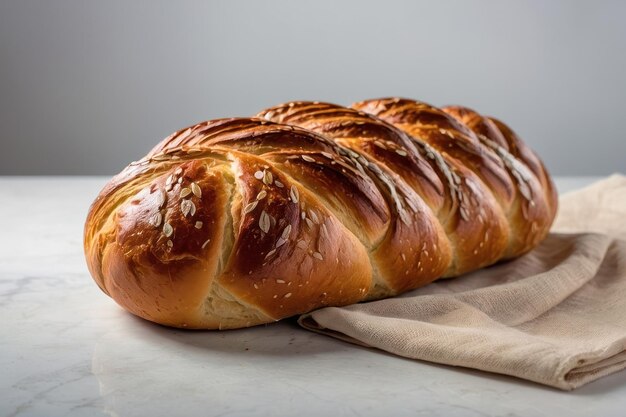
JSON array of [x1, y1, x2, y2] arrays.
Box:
[[84, 98, 557, 329]]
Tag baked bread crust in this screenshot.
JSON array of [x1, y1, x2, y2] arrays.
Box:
[[84, 98, 557, 329]]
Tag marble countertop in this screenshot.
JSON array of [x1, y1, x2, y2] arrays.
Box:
[[2, 176, 625, 417]]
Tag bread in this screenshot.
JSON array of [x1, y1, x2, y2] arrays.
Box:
[[84, 98, 557, 329]]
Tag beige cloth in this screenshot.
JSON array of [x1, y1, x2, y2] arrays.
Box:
[[299, 174, 626, 390]]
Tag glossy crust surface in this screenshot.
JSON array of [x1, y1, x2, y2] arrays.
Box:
[[84, 98, 557, 329]]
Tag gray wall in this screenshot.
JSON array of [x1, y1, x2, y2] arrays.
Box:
[[1, 0, 625, 175]]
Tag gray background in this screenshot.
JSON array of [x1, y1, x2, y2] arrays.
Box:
[[1, 0, 624, 175]]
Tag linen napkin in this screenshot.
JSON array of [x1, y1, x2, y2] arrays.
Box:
[[298, 174, 626, 390]]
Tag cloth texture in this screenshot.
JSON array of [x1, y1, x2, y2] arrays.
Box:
[[299, 175, 626, 390]]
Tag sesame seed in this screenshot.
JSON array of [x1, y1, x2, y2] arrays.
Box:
[[243, 201, 258, 214], [308, 210, 319, 224], [301, 211, 306, 219], [151, 212, 162, 227], [273, 295, 278, 299], [374, 141, 387, 149], [275, 238, 287, 248], [265, 248, 276, 259], [290, 186, 299, 203], [180, 187, 192, 198], [302, 155, 315, 163], [395, 149, 408, 156], [284, 293, 292, 298], [191, 183, 202, 198], [263, 170, 273, 185], [253, 283, 259, 289], [175, 167, 183, 176], [259, 210, 271, 233], [256, 190, 267, 200], [163, 223, 173, 237], [177, 177, 183, 184], [305, 218, 314, 229], [165, 175, 173, 186], [167, 239, 173, 247], [275, 180, 284, 188], [254, 170, 264, 180], [312, 252, 323, 260], [181, 199, 193, 216], [321, 151, 333, 159], [195, 221, 203, 229], [202, 239, 211, 248], [276, 279, 286, 284], [281, 224, 292, 239], [156, 190, 166, 208]]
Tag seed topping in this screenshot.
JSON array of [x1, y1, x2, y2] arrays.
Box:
[[243, 201, 258, 214], [180, 187, 192, 198], [181, 199, 195, 217], [290, 186, 299, 203], [150, 212, 162, 227], [281, 224, 292, 239], [156, 190, 166, 208], [259, 210, 271, 233], [191, 183, 202, 198]]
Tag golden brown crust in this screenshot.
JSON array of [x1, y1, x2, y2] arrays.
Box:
[[351, 98, 557, 260], [258, 102, 454, 290], [219, 152, 372, 321], [84, 98, 557, 329]]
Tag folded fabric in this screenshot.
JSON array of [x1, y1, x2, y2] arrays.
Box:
[[299, 174, 626, 390]]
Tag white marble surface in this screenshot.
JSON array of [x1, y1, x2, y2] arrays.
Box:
[[2, 176, 625, 417]]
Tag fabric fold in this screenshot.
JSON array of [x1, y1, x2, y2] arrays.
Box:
[[299, 174, 626, 390]]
